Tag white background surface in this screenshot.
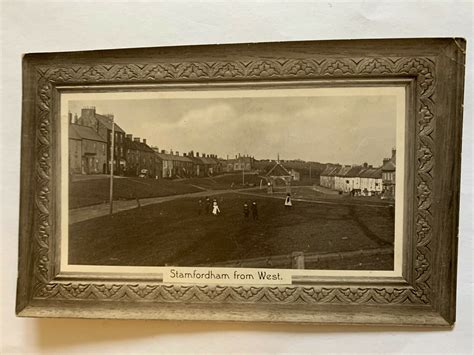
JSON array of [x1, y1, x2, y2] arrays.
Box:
[[1, 1, 472, 354]]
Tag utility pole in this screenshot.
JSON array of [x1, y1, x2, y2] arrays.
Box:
[[109, 117, 115, 215]]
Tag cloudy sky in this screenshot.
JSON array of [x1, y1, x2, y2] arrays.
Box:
[[69, 92, 397, 166]]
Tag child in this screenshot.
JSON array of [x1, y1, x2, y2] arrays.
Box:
[[284, 193, 292, 209], [251, 201, 258, 220], [243, 202, 250, 219], [198, 199, 203, 215], [205, 196, 211, 214], [212, 200, 220, 216]]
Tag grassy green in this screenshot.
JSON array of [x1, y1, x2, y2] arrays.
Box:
[[69, 192, 394, 270]]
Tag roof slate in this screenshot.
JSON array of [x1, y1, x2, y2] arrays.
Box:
[[266, 162, 291, 177], [95, 114, 126, 133], [382, 160, 396, 171], [155, 152, 193, 162], [345, 166, 365, 177], [69, 124, 107, 142]]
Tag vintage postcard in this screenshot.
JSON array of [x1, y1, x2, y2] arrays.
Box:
[[17, 39, 464, 324], [62, 86, 405, 282]]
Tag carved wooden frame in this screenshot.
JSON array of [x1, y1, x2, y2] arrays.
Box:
[[16, 39, 465, 326]]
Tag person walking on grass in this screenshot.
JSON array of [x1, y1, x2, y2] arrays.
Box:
[[284, 193, 292, 209], [243, 202, 250, 219], [198, 199, 203, 216], [251, 201, 258, 220], [212, 199, 220, 216], [205, 196, 211, 214]]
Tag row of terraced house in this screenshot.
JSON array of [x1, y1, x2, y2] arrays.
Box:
[[68, 107, 255, 178], [319, 149, 396, 198]]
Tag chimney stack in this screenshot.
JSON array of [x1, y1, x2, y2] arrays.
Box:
[[126, 134, 133, 140], [176, 151, 179, 156], [143, 139, 147, 145], [134, 137, 140, 142], [81, 107, 96, 120], [68, 112, 73, 123], [74, 113, 79, 124], [196, 152, 200, 157], [161, 150, 165, 154]]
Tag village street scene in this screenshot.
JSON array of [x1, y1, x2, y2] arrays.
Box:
[[68, 95, 397, 271]]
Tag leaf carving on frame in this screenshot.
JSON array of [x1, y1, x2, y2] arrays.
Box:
[[247, 61, 280, 77], [146, 64, 175, 80], [357, 58, 392, 74], [213, 62, 246, 78], [177, 63, 209, 79], [31, 54, 436, 306], [285, 60, 320, 76], [321, 60, 355, 75], [197, 285, 228, 300]]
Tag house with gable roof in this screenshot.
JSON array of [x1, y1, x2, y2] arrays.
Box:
[[76, 107, 127, 175], [68, 116, 107, 175]]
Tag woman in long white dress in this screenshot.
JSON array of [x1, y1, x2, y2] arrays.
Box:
[[284, 193, 292, 209], [212, 200, 220, 216]]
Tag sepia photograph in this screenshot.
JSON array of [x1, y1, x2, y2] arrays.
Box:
[[63, 86, 404, 272]]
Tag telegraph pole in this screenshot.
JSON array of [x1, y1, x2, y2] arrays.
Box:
[[109, 117, 115, 215]]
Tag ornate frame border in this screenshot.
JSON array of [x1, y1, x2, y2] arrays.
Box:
[[17, 39, 465, 326]]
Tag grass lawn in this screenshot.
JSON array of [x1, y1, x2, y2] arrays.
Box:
[[251, 186, 393, 207], [69, 192, 395, 270], [182, 172, 264, 190], [69, 176, 201, 209]]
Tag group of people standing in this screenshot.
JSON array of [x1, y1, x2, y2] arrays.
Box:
[[197, 193, 293, 219], [243, 201, 258, 220], [198, 196, 221, 216]]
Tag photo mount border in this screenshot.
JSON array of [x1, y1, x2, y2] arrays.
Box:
[[16, 39, 465, 326]]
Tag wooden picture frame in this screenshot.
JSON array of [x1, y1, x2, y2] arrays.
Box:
[[16, 38, 466, 326]]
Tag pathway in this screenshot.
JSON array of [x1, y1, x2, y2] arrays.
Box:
[[69, 187, 247, 224], [235, 190, 392, 209]]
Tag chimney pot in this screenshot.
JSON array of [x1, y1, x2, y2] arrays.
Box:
[[143, 139, 147, 144], [134, 137, 140, 142]]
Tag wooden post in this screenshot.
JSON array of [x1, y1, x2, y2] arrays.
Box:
[[292, 252, 305, 269]]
